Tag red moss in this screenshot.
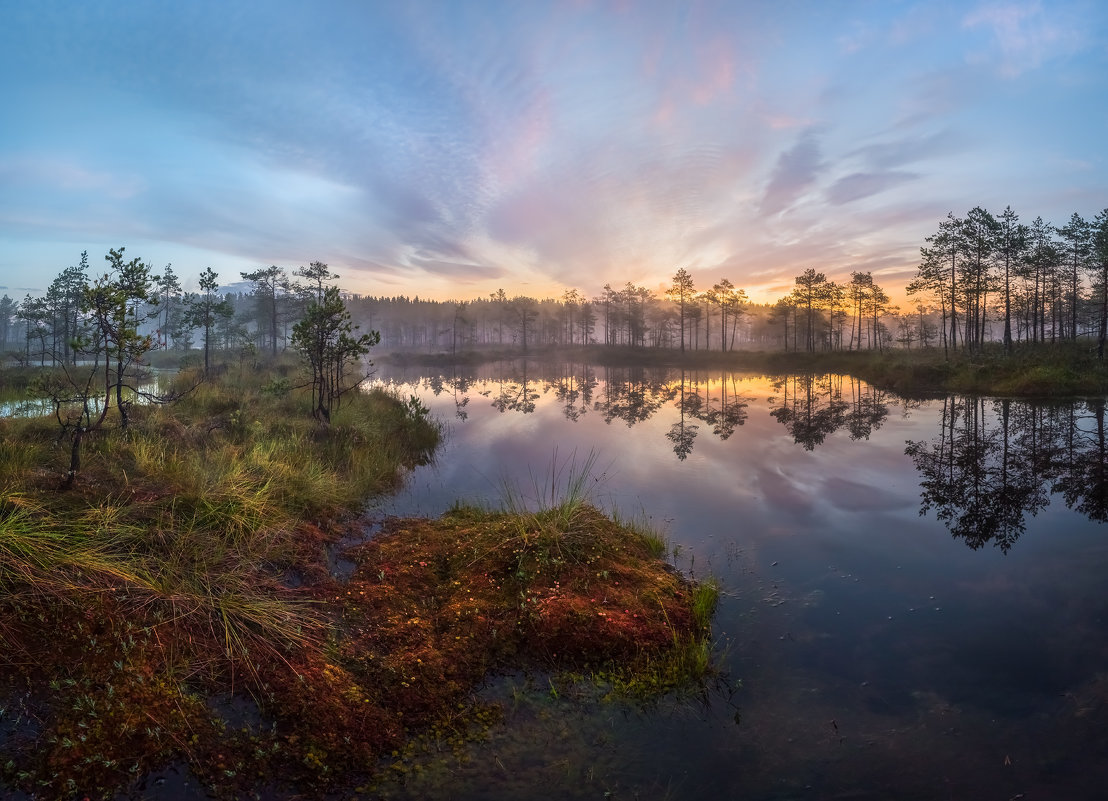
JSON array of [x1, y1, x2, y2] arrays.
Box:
[[0, 505, 709, 798]]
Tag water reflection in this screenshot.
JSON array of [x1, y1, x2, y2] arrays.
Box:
[[372, 360, 1108, 799], [666, 371, 699, 461], [483, 361, 540, 415], [551, 363, 597, 422], [906, 397, 1108, 550], [426, 369, 473, 421], [1055, 401, 1108, 522], [389, 360, 1108, 547], [0, 379, 164, 419], [770, 374, 891, 450], [462, 363, 893, 458]]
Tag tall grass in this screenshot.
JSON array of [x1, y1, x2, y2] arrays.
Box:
[[0, 365, 441, 660], [498, 448, 606, 528]]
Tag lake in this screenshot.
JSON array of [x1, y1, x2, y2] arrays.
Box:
[[365, 359, 1108, 800]]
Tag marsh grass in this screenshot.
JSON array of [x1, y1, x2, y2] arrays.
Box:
[[1, 363, 714, 798], [341, 498, 717, 713], [609, 506, 669, 560], [493, 453, 718, 667], [0, 363, 441, 797], [484, 454, 720, 703], [499, 448, 601, 512]]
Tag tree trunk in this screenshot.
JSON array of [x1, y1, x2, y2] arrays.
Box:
[[61, 426, 84, 490], [1099, 268, 1107, 360]]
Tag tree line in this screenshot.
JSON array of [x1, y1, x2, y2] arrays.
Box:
[[909, 207, 1108, 357], [351, 268, 907, 355], [346, 202, 1105, 357], [2, 249, 374, 484], [3, 205, 1105, 363]]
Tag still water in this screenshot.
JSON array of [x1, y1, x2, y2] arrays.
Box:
[[368, 360, 1108, 800]]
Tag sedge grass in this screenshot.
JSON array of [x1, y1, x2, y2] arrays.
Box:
[[0, 371, 439, 662], [497, 448, 608, 534]]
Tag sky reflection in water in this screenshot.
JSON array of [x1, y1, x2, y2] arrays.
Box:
[[368, 361, 1108, 800]]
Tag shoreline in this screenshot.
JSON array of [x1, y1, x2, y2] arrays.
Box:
[[379, 341, 1108, 398]]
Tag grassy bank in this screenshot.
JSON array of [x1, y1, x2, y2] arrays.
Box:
[[0, 365, 716, 799], [850, 342, 1108, 397], [383, 341, 1108, 397]]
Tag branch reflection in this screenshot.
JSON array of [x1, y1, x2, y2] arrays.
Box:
[[906, 398, 1108, 551], [405, 361, 1108, 550]]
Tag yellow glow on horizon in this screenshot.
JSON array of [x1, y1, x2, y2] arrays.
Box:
[[342, 272, 917, 308]]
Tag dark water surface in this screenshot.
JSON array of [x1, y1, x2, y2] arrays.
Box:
[[367, 360, 1108, 800]]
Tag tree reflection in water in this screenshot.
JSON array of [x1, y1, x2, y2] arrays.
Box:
[[589, 366, 751, 459], [769, 374, 889, 450], [702, 371, 749, 440], [408, 361, 1108, 551], [906, 397, 1108, 551], [665, 370, 700, 461], [1054, 400, 1108, 522], [482, 361, 539, 415], [426, 369, 473, 420], [594, 365, 671, 427], [906, 398, 1049, 551], [771, 374, 846, 450], [551, 362, 598, 422]]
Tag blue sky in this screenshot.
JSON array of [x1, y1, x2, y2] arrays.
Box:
[[1, 0, 1105, 302]]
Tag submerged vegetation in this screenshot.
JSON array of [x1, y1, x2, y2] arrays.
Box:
[[0, 362, 717, 798]]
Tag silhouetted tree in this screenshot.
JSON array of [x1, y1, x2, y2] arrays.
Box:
[[791, 269, 828, 352], [186, 267, 233, 374], [1093, 209, 1108, 359], [996, 206, 1027, 353], [241, 265, 289, 357], [291, 285, 379, 425], [667, 268, 696, 353], [1057, 213, 1091, 341], [0, 294, 15, 352], [151, 263, 182, 350]]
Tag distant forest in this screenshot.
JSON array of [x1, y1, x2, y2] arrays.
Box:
[[3, 205, 1106, 363]]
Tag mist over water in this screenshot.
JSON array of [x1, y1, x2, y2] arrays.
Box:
[[368, 359, 1108, 800]]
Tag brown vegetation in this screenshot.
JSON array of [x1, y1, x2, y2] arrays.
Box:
[[0, 366, 715, 799]]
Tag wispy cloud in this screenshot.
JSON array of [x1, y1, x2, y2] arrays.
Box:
[[962, 1, 1087, 77], [827, 171, 920, 205], [848, 130, 963, 170], [0, 1, 1104, 300], [760, 129, 825, 217]]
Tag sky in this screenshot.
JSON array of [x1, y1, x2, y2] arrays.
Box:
[[1, 0, 1105, 304]]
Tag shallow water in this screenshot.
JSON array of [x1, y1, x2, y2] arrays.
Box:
[[0, 377, 166, 418], [367, 360, 1108, 800]]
